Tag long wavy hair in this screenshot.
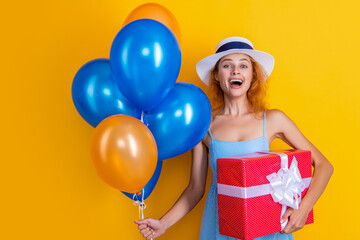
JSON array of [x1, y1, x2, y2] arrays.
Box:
[[207, 55, 269, 118]]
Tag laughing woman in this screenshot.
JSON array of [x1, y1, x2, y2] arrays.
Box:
[[135, 37, 333, 240]]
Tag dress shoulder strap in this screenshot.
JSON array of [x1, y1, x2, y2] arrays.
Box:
[[263, 110, 267, 137], [208, 129, 213, 140]]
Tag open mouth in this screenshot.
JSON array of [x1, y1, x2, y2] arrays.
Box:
[[229, 79, 243, 87]]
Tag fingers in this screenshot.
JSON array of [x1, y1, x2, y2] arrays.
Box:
[[280, 208, 293, 224], [282, 223, 294, 234], [282, 220, 305, 234], [138, 226, 155, 239], [141, 227, 151, 236], [280, 208, 306, 234], [135, 219, 149, 226], [138, 224, 147, 230], [135, 219, 155, 239], [145, 230, 155, 240], [135, 218, 161, 239], [280, 208, 293, 234]]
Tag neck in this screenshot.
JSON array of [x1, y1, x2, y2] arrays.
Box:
[[221, 94, 251, 116]]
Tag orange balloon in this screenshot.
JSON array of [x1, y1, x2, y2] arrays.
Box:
[[123, 3, 182, 46], [90, 115, 157, 193]]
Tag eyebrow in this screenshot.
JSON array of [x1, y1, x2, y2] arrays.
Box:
[[220, 58, 250, 63]]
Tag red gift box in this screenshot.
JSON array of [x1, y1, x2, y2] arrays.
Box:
[[217, 149, 314, 240]]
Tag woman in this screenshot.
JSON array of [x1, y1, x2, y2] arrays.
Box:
[[135, 37, 333, 240]]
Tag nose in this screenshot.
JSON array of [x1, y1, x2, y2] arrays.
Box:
[[232, 67, 240, 75]]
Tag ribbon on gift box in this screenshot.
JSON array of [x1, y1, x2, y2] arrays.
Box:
[[263, 152, 309, 230], [217, 151, 312, 230]]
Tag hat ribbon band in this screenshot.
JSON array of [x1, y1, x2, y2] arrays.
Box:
[[216, 41, 253, 53]]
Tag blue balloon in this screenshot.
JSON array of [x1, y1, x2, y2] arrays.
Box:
[[72, 59, 142, 127], [122, 160, 163, 201], [145, 83, 212, 160], [110, 19, 181, 111]]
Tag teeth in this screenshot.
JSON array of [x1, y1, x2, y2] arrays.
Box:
[[230, 79, 243, 83]]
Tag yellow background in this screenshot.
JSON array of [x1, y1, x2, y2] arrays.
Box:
[[1, 0, 359, 239]]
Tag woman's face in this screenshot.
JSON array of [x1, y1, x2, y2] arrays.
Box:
[[215, 53, 253, 98]]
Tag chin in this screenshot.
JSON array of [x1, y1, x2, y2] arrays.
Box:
[[225, 91, 246, 99]]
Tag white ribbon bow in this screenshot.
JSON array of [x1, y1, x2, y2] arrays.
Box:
[[266, 156, 306, 230], [266, 157, 306, 209]]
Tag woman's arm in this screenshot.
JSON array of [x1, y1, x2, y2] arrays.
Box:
[[267, 109, 334, 234], [135, 139, 209, 239]]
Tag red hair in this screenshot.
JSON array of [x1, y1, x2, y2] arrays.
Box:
[[207, 56, 269, 118]]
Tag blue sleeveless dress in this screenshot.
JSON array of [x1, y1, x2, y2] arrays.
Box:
[[199, 111, 294, 240]]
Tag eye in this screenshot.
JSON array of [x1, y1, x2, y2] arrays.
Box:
[[223, 64, 231, 69], [240, 65, 248, 69]]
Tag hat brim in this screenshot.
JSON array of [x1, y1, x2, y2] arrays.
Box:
[[196, 49, 275, 85]]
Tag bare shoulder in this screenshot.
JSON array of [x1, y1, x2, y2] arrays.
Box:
[[203, 113, 226, 147], [202, 131, 211, 149], [266, 109, 298, 141], [201, 115, 216, 149], [267, 109, 294, 127], [267, 109, 288, 121]]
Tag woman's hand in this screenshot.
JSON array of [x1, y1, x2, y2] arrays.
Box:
[[135, 218, 167, 239], [280, 206, 310, 234], [133, 140, 209, 239]]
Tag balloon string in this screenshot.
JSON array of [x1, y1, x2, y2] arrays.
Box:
[[140, 111, 149, 126], [133, 189, 152, 240], [133, 188, 147, 220]]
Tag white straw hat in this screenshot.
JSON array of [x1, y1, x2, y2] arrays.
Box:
[[196, 37, 275, 85]]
